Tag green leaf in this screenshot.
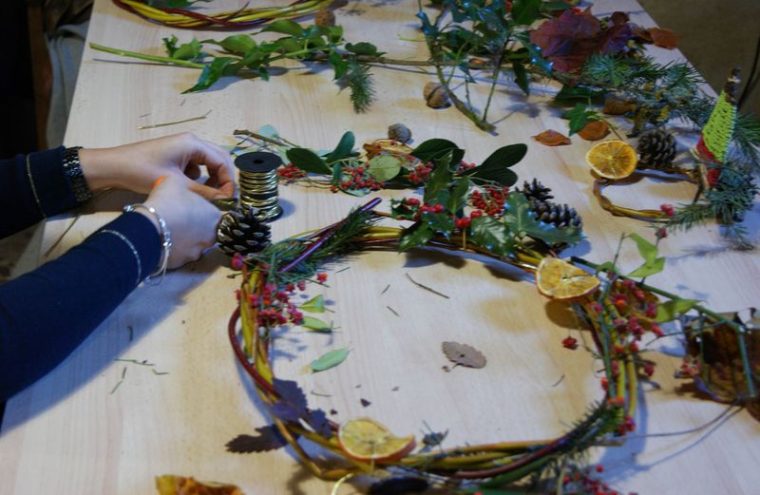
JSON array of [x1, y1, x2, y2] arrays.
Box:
[[470, 215, 512, 257], [367, 155, 403, 182], [514, 32, 552, 74], [411, 139, 463, 164], [345, 42, 383, 57], [463, 144, 526, 186], [628, 257, 665, 278], [554, 85, 602, 103], [564, 103, 600, 135], [447, 177, 471, 214], [310, 347, 349, 372], [173, 38, 202, 60], [512, 0, 541, 25], [286, 148, 332, 175], [302, 316, 332, 333], [628, 233, 658, 264], [218, 35, 255, 56], [325, 131, 355, 163], [423, 153, 454, 205], [399, 222, 434, 251], [162, 35, 179, 57], [183, 57, 234, 93], [513, 60, 530, 95], [655, 299, 700, 323], [300, 295, 325, 313], [424, 211, 455, 236], [328, 51, 349, 79], [263, 19, 304, 37], [503, 193, 582, 246], [541, 1, 572, 11]]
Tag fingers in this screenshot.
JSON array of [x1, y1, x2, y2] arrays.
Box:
[[186, 177, 229, 201], [185, 135, 236, 198]]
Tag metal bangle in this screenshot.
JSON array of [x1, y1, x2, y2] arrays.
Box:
[[62, 146, 94, 203], [123, 203, 173, 285]]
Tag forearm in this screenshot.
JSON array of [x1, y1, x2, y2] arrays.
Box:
[[0, 212, 160, 401]]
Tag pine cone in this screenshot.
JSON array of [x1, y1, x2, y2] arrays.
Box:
[[637, 129, 677, 169], [217, 206, 271, 256], [519, 179, 554, 203], [532, 201, 582, 229]]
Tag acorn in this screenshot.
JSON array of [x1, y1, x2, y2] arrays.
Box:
[[387, 123, 412, 144], [423, 82, 451, 109]]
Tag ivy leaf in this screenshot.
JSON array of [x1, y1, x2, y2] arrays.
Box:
[[310, 348, 350, 372], [512, 60, 530, 95], [345, 42, 384, 57], [183, 57, 235, 93], [628, 232, 658, 263], [286, 148, 331, 174], [628, 257, 665, 278], [470, 215, 512, 257], [324, 131, 356, 163], [368, 155, 403, 182], [511, 0, 541, 26], [411, 139, 464, 164], [564, 103, 600, 135], [217, 34, 254, 56], [300, 295, 325, 313], [263, 19, 304, 37], [514, 32, 553, 74], [462, 143, 526, 186], [656, 299, 700, 323], [399, 222, 434, 251], [302, 316, 332, 333], [226, 426, 287, 453]]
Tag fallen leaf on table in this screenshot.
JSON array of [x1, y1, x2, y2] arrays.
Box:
[[226, 425, 288, 453], [442, 341, 487, 369], [578, 120, 610, 141], [310, 347, 350, 372], [648, 27, 680, 49], [155, 475, 244, 495], [603, 96, 636, 115], [533, 129, 572, 146]]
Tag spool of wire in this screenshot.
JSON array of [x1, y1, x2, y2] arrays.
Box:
[[235, 151, 283, 222]]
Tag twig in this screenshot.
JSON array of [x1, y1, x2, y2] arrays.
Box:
[[115, 358, 155, 367], [152, 369, 170, 376], [381, 284, 390, 295], [138, 109, 211, 129], [552, 374, 566, 387], [386, 305, 400, 317], [405, 272, 450, 299]]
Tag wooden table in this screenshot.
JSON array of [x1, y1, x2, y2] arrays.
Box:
[[2, 1, 759, 493]]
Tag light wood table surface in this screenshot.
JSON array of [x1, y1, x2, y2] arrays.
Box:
[[2, 1, 759, 494]]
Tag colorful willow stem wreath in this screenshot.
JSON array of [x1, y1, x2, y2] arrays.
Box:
[[112, 0, 331, 29], [224, 196, 756, 492]]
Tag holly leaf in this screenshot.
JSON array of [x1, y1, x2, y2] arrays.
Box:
[[447, 177, 471, 214], [302, 316, 332, 333], [310, 348, 350, 372], [469, 215, 513, 257], [423, 211, 455, 237], [300, 295, 325, 313], [286, 148, 332, 174], [656, 299, 700, 323], [578, 120, 610, 141], [226, 426, 288, 453], [423, 153, 454, 205], [399, 222, 435, 251], [183, 57, 235, 93], [324, 131, 356, 163], [503, 193, 582, 246], [368, 155, 403, 182], [442, 341, 487, 368], [533, 129, 571, 146]]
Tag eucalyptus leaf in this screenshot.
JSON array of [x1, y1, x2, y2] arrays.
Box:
[[310, 348, 349, 372], [656, 299, 700, 323], [325, 131, 356, 163], [302, 316, 332, 333], [300, 295, 325, 313], [286, 148, 332, 175], [628, 257, 665, 278], [368, 155, 403, 182]]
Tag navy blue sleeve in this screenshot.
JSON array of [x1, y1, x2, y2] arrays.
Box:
[[0, 147, 81, 238], [0, 212, 160, 401]]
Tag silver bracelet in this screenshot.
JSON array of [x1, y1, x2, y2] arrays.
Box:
[[62, 146, 93, 203], [123, 203, 172, 285]]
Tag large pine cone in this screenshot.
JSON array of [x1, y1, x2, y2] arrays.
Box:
[[217, 206, 271, 256], [637, 129, 677, 169], [532, 201, 583, 229], [519, 179, 554, 203]]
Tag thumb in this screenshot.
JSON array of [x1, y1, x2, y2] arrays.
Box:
[[185, 177, 228, 200]]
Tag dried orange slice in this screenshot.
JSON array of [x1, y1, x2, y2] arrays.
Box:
[[585, 140, 638, 179], [536, 257, 600, 300], [338, 418, 415, 462]]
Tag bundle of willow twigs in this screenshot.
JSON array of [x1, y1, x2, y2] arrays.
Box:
[[112, 0, 332, 29]]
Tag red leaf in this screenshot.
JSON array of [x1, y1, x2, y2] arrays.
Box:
[[530, 9, 601, 73], [533, 129, 572, 146], [648, 27, 679, 49]]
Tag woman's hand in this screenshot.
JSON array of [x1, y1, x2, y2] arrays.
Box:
[[137, 175, 222, 269], [79, 133, 235, 200]]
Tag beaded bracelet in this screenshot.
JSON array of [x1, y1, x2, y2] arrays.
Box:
[[123, 203, 172, 284], [62, 146, 93, 203]]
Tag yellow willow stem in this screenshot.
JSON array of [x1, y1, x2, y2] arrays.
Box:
[[626, 359, 639, 419]]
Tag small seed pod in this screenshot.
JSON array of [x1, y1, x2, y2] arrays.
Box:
[[315, 8, 336, 27], [387, 123, 412, 144], [423, 82, 451, 109]]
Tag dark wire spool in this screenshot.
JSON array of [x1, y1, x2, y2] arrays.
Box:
[[235, 151, 283, 221]]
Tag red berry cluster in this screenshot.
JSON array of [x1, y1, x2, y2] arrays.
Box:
[[277, 163, 307, 183], [659, 203, 675, 217], [407, 162, 433, 185], [244, 273, 328, 328], [337, 165, 384, 192], [469, 186, 509, 217], [706, 167, 721, 188], [558, 464, 635, 495]]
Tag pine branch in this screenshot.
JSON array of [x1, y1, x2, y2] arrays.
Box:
[[345, 60, 375, 113]]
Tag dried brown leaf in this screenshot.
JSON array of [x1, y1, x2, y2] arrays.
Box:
[[603, 97, 636, 116], [226, 426, 288, 453], [442, 341, 487, 369], [155, 475, 245, 495], [578, 120, 610, 141], [533, 129, 571, 146], [648, 27, 680, 49]]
